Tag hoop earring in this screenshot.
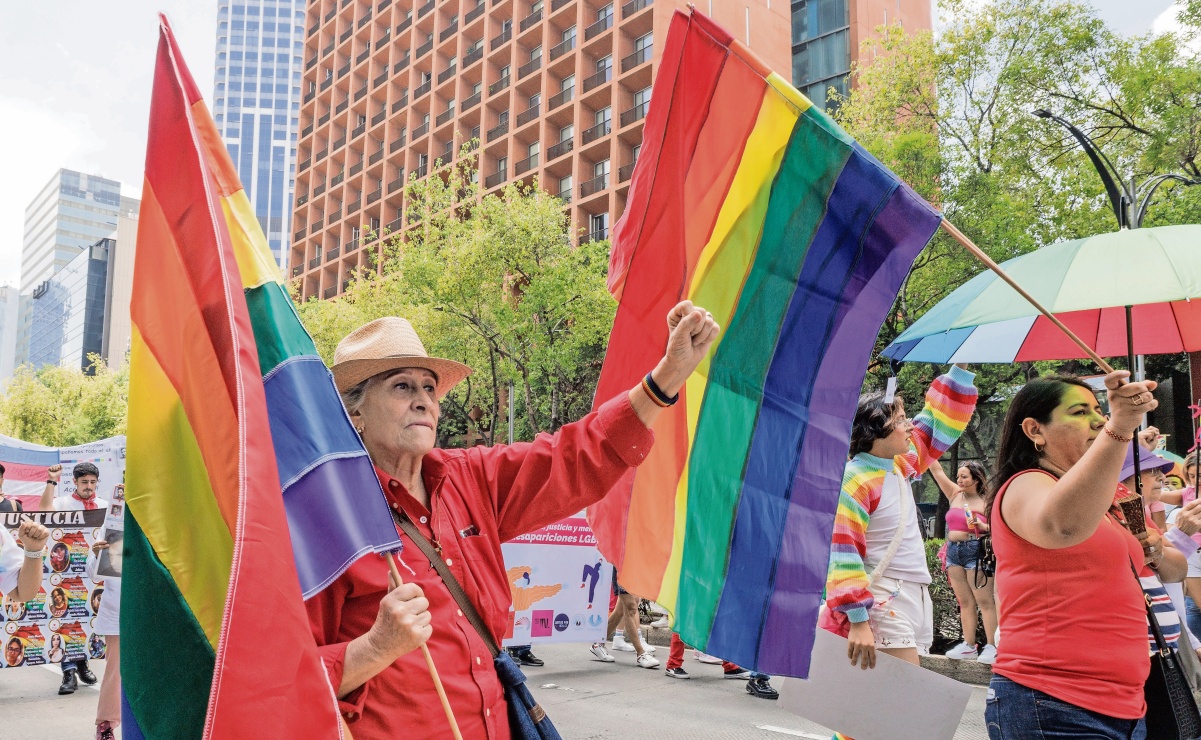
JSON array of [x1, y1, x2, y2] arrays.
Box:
[[1034, 441, 1044, 453]]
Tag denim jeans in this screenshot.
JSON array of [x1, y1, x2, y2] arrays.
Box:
[[1186, 596, 1201, 642], [986, 675, 1145, 739]]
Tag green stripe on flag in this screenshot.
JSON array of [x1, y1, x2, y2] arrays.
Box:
[[122, 509, 215, 740], [677, 114, 851, 645], [245, 282, 319, 376]]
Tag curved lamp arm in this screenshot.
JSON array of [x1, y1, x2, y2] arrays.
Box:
[[1134, 173, 1201, 227]]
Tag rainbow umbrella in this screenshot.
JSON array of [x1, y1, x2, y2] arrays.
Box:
[[884, 224, 1201, 363]]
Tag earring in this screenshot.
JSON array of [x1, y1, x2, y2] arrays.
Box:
[[354, 426, 364, 435], [1034, 441, 1044, 453]]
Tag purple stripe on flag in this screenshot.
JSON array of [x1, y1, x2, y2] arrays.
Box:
[[121, 688, 147, 740], [706, 150, 897, 668], [755, 184, 941, 677], [286, 454, 402, 599]]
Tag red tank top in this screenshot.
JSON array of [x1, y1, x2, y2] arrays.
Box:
[[991, 470, 1148, 719]]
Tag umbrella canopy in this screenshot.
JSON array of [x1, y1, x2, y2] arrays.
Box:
[[885, 224, 1201, 363]]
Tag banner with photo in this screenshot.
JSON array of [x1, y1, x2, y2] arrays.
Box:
[[501, 514, 612, 647], [2, 508, 115, 668], [0, 435, 126, 512]]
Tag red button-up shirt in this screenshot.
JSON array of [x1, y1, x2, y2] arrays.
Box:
[[306, 394, 653, 739]]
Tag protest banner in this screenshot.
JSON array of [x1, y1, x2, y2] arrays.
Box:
[[1, 508, 113, 668], [501, 513, 612, 646]]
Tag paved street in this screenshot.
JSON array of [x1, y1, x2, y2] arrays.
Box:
[[0, 644, 989, 739]]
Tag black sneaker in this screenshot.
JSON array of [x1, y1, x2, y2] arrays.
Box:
[[723, 667, 752, 679], [512, 650, 544, 667], [746, 677, 779, 700], [664, 667, 690, 679], [58, 669, 77, 695]]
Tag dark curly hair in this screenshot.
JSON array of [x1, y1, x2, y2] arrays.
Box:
[[849, 391, 905, 458], [72, 462, 100, 480]]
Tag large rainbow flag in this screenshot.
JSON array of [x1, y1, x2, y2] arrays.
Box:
[[122, 17, 400, 738], [588, 10, 943, 678]]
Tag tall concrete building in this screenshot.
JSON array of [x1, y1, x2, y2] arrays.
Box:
[[103, 205, 141, 367], [17, 169, 124, 366], [212, 0, 308, 270], [790, 0, 930, 109], [290, 0, 790, 301], [0, 287, 21, 383]]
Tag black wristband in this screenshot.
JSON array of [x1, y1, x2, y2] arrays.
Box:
[[46, 480, 57, 486], [643, 372, 679, 406]]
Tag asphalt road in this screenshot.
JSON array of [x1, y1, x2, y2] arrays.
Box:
[[0, 644, 991, 739]]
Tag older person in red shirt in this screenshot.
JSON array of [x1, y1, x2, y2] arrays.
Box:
[[308, 300, 718, 738]]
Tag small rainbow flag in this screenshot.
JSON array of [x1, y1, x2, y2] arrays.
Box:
[[588, 10, 942, 677], [122, 17, 400, 738]]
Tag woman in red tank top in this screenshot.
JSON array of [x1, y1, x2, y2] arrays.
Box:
[[983, 371, 1165, 740]]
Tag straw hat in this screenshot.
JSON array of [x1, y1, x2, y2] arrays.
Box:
[[331, 317, 472, 399]]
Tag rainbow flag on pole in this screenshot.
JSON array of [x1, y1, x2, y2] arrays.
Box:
[[588, 10, 942, 678], [122, 17, 400, 738]]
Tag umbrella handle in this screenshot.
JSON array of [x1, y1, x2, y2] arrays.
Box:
[[939, 220, 1115, 374]]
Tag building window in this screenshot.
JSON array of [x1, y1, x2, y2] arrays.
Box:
[[560, 124, 574, 142]]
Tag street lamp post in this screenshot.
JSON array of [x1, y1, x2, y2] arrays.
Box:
[[1031, 109, 1200, 229], [1032, 109, 1201, 449]]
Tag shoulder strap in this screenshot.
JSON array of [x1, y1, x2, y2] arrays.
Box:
[[1129, 560, 1172, 657], [868, 471, 911, 586], [391, 510, 502, 659]]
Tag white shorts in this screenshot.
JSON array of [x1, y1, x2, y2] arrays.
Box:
[[92, 577, 120, 636], [868, 577, 932, 653]]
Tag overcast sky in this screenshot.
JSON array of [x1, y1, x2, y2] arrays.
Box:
[[0, 1, 1183, 287]]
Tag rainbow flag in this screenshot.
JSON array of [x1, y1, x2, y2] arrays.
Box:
[[122, 17, 400, 738], [588, 10, 943, 677]]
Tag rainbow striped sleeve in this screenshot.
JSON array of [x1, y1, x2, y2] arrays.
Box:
[[825, 461, 886, 623], [901, 366, 977, 478]]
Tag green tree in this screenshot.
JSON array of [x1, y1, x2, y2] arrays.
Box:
[[297, 149, 616, 445], [832, 0, 1201, 513], [0, 357, 129, 446]]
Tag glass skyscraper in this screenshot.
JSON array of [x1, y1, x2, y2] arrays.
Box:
[[791, 0, 851, 108], [212, 0, 306, 269], [28, 238, 112, 374]]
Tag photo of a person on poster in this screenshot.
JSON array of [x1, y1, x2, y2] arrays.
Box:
[[48, 633, 65, 663], [49, 543, 70, 573], [49, 587, 69, 618], [5, 637, 24, 667]]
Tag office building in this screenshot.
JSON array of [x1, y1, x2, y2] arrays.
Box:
[[790, 0, 931, 109], [290, 0, 791, 301], [213, 0, 307, 269], [0, 287, 21, 382], [17, 170, 123, 365], [28, 238, 113, 374]]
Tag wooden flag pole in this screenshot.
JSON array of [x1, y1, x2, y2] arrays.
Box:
[[939, 219, 1115, 374], [387, 555, 464, 740]]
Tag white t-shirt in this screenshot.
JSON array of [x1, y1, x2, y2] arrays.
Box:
[[51, 495, 108, 512], [864, 472, 932, 584], [0, 525, 24, 597]]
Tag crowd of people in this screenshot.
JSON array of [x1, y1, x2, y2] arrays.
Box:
[[3, 299, 1197, 740]]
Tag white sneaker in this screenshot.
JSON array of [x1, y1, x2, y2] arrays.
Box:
[[694, 651, 723, 664], [650, 615, 669, 628], [612, 635, 636, 652], [642, 643, 656, 653], [978, 644, 997, 665], [590, 643, 615, 662], [945, 642, 978, 660], [637, 652, 661, 669]]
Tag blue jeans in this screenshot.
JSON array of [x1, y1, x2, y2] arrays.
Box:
[[1186, 596, 1201, 642], [986, 675, 1144, 739]]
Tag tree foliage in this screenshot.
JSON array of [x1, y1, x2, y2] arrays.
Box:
[[833, 0, 1201, 486], [297, 150, 616, 446], [0, 358, 129, 446]]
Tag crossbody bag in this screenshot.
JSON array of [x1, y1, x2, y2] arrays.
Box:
[[392, 510, 562, 740]]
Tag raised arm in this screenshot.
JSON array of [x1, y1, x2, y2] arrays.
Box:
[[901, 366, 977, 477], [477, 301, 720, 541], [1003, 371, 1156, 549], [37, 465, 62, 511], [9, 521, 49, 602], [928, 463, 958, 502]]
